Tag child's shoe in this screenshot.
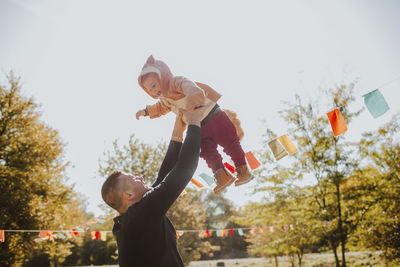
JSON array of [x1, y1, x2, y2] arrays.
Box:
[[235, 165, 254, 186], [213, 167, 236, 194]]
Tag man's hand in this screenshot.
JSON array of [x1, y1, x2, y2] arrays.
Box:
[[181, 106, 207, 127], [136, 109, 146, 120]]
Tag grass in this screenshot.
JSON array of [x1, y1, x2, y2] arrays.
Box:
[[188, 251, 384, 267]]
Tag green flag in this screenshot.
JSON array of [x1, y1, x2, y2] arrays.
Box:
[[363, 89, 390, 118]]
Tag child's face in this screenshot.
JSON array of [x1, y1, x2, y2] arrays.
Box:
[[142, 73, 161, 98]]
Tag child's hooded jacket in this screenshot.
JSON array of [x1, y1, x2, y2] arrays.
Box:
[[138, 55, 222, 122]]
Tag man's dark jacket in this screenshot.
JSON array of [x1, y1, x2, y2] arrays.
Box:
[[112, 125, 201, 267]]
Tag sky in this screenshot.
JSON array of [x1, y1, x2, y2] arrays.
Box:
[[1, 0, 400, 216]]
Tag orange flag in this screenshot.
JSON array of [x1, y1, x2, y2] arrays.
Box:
[[326, 109, 347, 137], [0, 230, 4, 242], [278, 135, 298, 154], [190, 178, 204, 188], [90, 231, 96, 240], [245, 151, 261, 170]]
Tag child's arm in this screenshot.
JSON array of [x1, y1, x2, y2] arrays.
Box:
[[136, 101, 171, 120], [173, 77, 207, 110]]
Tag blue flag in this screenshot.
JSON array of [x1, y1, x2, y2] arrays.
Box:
[[199, 173, 214, 186], [363, 89, 390, 118]]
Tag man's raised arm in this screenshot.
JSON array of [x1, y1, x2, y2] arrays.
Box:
[[142, 109, 203, 215]]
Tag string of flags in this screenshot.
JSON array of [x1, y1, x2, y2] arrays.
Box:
[[0, 220, 332, 243], [265, 87, 391, 162], [189, 85, 393, 185]]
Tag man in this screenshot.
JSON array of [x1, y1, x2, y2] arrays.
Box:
[[101, 109, 203, 267]]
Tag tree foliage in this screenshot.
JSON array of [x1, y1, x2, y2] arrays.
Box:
[[0, 73, 87, 266]]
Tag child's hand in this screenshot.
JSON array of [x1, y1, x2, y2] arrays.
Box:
[[136, 109, 146, 120]]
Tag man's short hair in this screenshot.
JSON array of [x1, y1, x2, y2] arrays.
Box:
[[101, 170, 124, 212]]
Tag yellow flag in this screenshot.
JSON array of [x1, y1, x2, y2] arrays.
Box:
[[278, 134, 298, 154]]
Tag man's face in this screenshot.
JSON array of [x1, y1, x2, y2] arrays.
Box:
[[119, 172, 151, 199], [142, 73, 162, 99]]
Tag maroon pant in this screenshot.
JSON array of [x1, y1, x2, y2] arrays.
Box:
[[200, 110, 246, 173]]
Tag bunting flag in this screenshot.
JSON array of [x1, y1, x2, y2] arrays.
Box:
[[277, 134, 298, 154], [289, 224, 294, 230], [96, 219, 106, 224], [75, 227, 84, 232], [0, 230, 4, 242], [216, 230, 221, 237], [268, 139, 289, 161], [95, 231, 100, 240], [57, 232, 66, 239], [250, 228, 257, 235], [237, 228, 244, 236], [199, 173, 214, 186], [39, 230, 53, 239], [224, 162, 235, 174], [90, 231, 96, 240], [190, 178, 204, 188], [177, 230, 185, 237], [205, 230, 210, 238], [258, 227, 264, 233], [245, 151, 261, 170], [326, 108, 347, 137], [176, 231, 180, 240], [100, 231, 107, 241], [363, 89, 390, 118], [229, 229, 234, 236], [71, 229, 79, 236], [270, 226, 274, 233], [221, 229, 229, 237]]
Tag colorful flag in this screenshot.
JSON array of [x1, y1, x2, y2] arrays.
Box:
[[90, 231, 96, 240], [250, 228, 256, 235], [326, 108, 347, 137], [216, 230, 221, 237], [199, 173, 214, 186], [237, 228, 244, 236], [363, 89, 390, 118], [245, 151, 261, 170], [0, 230, 4, 242], [258, 227, 264, 233], [176, 231, 180, 240], [190, 178, 204, 188], [224, 162, 235, 174], [230, 229, 234, 236], [278, 134, 298, 154], [177, 230, 185, 237], [71, 229, 79, 236], [56, 233, 66, 239], [205, 230, 210, 238], [221, 229, 228, 237], [75, 227, 84, 232], [268, 139, 288, 160], [95, 231, 100, 240], [96, 219, 106, 224], [269, 226, 274, 233]]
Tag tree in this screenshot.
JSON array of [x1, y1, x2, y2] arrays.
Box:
[[357, 114, 400, 264], [247, 83, 375, 267], [0, 73, 87, 266]]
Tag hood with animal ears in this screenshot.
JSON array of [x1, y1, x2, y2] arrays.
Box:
[[138, 55, 173, 99]]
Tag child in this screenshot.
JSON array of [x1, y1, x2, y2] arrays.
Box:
[[136, 55, 253, 194]]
